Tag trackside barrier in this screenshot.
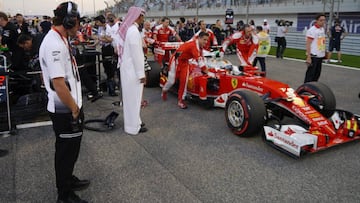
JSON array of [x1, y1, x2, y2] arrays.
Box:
[[270, 28, 360, 56]]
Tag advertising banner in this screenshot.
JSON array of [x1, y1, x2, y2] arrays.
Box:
[[297, 12, 360, 34]]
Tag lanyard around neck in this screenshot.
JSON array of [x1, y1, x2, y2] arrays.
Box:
[[52, 27, 80, 82]]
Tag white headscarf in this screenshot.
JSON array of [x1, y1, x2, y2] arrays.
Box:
[[118, 6, 145, 64]]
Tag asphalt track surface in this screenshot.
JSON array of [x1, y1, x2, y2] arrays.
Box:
[[1, 55, 360, 202]]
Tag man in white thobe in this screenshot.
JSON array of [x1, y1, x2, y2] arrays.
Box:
[[118, 7, 147, 135]]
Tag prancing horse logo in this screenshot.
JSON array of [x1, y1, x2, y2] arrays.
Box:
[[231, 78, 238, 89]]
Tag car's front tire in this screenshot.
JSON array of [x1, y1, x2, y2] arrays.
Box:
[[296, 82, 336, 118], [225, 89, 266, 136]]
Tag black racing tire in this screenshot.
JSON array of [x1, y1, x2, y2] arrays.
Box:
[[225, 89, 266, 137], [145, 61, 161, 88], [0, 92, 47, 131], [296, 82, 336, 118]]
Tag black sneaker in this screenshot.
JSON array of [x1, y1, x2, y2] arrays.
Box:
[[71, 175, 90, 191], [57, 191, 88, 203], [0, 149, 8, 157], [91, 92, 103, 103], [109, 92, 118, 97], [138, 127, 148, 133]]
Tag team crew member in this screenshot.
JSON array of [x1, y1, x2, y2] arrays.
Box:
[[275, 20, 288, 58], [39, 2, 89, 202], [162, 32, 209, 109], [152, 17, 182, 66], [100, 14, 119, 96], [327, 19, 346, 63], [93, 14, 117, 96], [118, 7, 147, 135], [15, 13, 30, 35], [304, 14, 326, 83], [141, 21, 154, 107], [220, 24, 259, 67], [192, 20, 218, 51], [17, 34, 45, 92], [142, 20, 155, 54], [0, 11, 23, 70], [262, 19, 270, 34], [253, 26, 271, 74], [153, 17, 181, 43]]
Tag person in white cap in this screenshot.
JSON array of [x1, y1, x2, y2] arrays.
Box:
[[262, 19, 270, 34]]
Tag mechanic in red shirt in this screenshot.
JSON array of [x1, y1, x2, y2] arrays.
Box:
[[142, 20, 155, 55], [192, 20, 218, 51], [153, 17, 182, 67], [161, 32, 209, 109], [220, 24, 258, 67]]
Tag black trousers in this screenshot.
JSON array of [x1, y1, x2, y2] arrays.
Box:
[[79, 67, 98, 95], [101, 45, 117, 79], [304, 57, 323, 83], [49, 109, 84, 198], [253, 57, 266, 72], [276, 37, 286, 58]]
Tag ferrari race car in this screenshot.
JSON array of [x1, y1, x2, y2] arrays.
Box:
[[144, 42, 184, 87], [149, 42, 360, 157]]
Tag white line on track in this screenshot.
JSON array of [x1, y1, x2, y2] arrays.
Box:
[[16, 121, 52, 129], [268, 55, 360, 71]]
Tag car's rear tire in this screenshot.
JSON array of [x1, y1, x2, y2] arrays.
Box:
[[225, 89, 266, 136], [296, 82, 336, 118], [145, 61, 161, 88]]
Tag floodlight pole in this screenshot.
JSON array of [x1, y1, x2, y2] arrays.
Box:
[[93, 0, 96, 16], [196, 0, 199, 20], [245, 0, 249, 23]]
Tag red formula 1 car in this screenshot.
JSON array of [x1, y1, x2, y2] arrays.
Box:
[[144, 42, 183, 87], [151, 43, 360, 157]]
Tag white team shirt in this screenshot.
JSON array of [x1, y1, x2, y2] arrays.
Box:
[[39, 29, 82, 113], [262, 24, 270, 33], [276, 26, 287, 37], [106, 22, 120, 48], [306, 25, 326, 57]]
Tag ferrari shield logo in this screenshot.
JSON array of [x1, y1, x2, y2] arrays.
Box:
[[231, 78, 238, 89]]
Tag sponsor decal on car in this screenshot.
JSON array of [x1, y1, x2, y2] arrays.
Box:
[[284, 127, 296, 135], [317, 121, 328, 126], [292, 105, 312, 124], [154, 48, 165, 55], [241, 82, 263, 92], [293, 97, 306, 107], [231, 78, 237, 89], [308, 112, 322, 119], [304, 109, 317, 114], [267, 130, 299, 149]]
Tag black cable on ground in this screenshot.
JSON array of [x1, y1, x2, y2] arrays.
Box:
[[83, 111, 119, 132]]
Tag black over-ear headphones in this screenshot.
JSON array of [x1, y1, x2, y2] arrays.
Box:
[[54, 1, 79, 29], [63, 2, 79, 29]]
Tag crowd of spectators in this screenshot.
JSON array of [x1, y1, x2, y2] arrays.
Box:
[[110, 0, 319, 12]]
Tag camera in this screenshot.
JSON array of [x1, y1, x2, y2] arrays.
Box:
[[275, 19, 293, 27]]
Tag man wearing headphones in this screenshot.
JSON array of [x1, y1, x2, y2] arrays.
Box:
[[39, 2, 89, 203]]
